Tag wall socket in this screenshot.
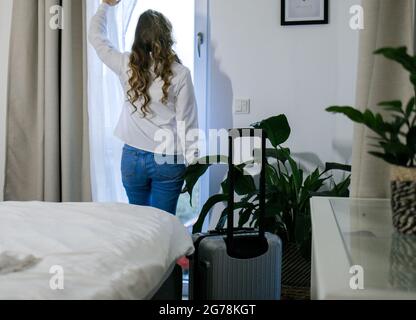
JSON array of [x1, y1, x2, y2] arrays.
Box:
[[235, 99, 251, 114]]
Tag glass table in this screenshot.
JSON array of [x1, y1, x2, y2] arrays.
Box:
[[330, 198, 416, 293]]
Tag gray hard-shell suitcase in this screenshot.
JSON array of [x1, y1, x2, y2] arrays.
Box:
[[189, 129, 282, 300]]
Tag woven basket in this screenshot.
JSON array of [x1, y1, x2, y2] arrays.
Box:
[[390, 165, 416, 235], [281, 243, 311, 300]]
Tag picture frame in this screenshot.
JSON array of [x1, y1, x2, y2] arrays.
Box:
[[281, 0, 329, 26]]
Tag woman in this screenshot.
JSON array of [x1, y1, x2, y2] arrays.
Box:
[[89, 0, 199, 215]]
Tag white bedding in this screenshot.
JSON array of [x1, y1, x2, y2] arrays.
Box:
[[0, 202, 194, 300]]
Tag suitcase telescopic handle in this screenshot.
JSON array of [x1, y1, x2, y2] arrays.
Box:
[[226, 129, 269, 259]]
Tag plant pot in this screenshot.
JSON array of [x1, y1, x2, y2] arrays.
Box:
[[281, 242, 311, 300], [391, 165, 416, 235]]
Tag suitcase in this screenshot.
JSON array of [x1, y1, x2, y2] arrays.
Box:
[[189, 129, 282, 300]]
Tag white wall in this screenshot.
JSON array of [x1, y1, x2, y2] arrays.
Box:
[[208, 0, 360, 168], [0, 0, 13, 201], [206, 0, 361, 228]]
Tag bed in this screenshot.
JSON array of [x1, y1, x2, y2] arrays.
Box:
[[0, 202, 194, 300]]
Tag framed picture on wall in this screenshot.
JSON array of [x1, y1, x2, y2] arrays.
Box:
[[281, 0, 329, 26]]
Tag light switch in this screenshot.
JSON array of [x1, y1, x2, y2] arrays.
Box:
[[235, 100, 243, 113], [235, 99, 251, 114]]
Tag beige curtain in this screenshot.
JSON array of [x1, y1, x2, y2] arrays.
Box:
[[5, 0, 91, 202], [351, 0, 414, 198]]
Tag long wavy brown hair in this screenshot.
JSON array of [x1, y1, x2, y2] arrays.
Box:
[[127, 10, 181, 116]]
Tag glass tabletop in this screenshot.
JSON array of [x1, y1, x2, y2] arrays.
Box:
[[330, 198, 416, 292]]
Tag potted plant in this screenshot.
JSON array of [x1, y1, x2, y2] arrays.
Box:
[[183, 114, 351, 297], [327, 46, 416, 235]]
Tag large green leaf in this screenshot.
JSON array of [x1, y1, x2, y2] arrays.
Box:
[[327, 106, 390, 139], [407, 127, 416, 155], [183, 163, 211, 206], [378, 100, 403, 114], [215, 201, 256, 230], [331, 175, 351, 197], [234, 166, 257, 195], [287, 155, 303, 194], [324, 162, 352, 173], [384, 115, 407, 134], [264, 196, 284, 218], [368, 151, 402, 166], [238, 207, 254, 228], [220, 179, 229, 194], [266, 164, 279, 186], [266, 148, 291, 163], [192, 194, 228, 233], [252, 115, 291, 147], [379, 141, 412, 165], [374, 47, 416, 74], [183, 155, 229, 206], [235, 203, 256, 227], [326, 106, 365, 123], [302, 168, 328, 193], [375, 47, 416, 87], [405, 97, 415, 118]]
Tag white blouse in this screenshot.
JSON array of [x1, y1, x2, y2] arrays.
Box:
[[88, 3, 199, 164]]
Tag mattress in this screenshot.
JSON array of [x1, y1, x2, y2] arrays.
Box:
[[0, 202, 194, 300]]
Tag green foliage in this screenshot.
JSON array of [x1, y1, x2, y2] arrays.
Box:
[[183, 162, 211, 205], [182, 114, 351, 260], [374, 47, 416, 87], [327, 47, 416, 168], [252, 115, 291, 147]]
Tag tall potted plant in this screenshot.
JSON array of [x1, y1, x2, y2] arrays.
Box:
[[327, 46, 416, 235]]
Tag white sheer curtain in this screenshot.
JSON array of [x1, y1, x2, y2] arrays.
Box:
[[86, 0, 137, 202]]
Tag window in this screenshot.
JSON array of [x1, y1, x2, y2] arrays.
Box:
[[87, 0, 199, 226]]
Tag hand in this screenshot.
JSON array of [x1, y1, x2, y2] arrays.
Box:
[[103, 0, 121, 6]]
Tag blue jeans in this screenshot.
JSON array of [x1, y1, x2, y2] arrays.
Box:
[[121, 145, 186, 215]]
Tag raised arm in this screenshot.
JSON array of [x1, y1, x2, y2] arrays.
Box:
[[88, 1, 124, 76]]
